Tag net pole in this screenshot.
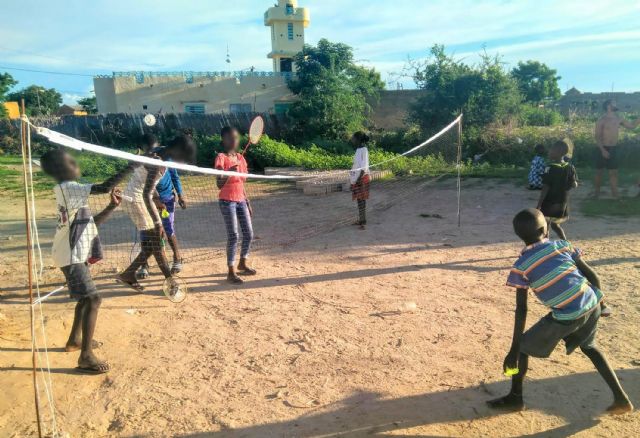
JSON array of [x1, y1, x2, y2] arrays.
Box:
[[21, 101, 43, 438], [456, 115, 463, 228]]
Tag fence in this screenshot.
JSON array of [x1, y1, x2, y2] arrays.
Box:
[[13, 112, 285, 148]]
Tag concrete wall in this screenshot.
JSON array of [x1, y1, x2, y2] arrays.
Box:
[[368, 90, 422, 130], [94, 73, 295, 115], [558, 89, 640, 114]]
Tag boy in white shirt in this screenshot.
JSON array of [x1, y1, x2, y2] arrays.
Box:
[[40, 148, 136, 373]]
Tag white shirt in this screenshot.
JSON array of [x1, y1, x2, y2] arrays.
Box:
[[52, 181, 100, 268], [350, 146, 370, 184]]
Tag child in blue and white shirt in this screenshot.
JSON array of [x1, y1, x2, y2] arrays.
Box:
[[528, 144, 546, 190]]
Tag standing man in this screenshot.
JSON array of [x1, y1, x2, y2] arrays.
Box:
[[594, 99, 640, 199]]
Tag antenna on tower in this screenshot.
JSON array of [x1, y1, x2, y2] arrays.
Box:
[[226, 45, 231, 66]]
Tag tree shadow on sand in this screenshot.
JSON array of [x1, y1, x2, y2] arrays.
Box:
[[180, 369, 638, 438]]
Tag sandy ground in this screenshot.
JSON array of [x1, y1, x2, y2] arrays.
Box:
[[1, 177, 639, 437]]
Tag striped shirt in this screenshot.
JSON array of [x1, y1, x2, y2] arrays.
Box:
[[506, 239, 603, 321]]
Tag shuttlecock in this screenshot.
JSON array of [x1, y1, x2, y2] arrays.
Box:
[[143, 114, 156, 127]]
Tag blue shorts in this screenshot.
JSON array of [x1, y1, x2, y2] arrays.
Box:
[[161, 196, 176, 237]]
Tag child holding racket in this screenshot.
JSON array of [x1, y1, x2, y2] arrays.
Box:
[[215, 126, 256, 284], [350, 131, 371, 230], [118, 134, 196, 293], [134, 133, 188, 279], [40, 148, 136, 373], [487, 208, 632, 415]]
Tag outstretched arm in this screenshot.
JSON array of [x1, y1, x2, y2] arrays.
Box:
[[94, 189, 122, 226], [621, 118, 640, 130], [91, 162, 137, 195]]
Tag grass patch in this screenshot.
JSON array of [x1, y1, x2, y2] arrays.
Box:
[[581, 197, 640, 217], [0, 155, 53, 195]]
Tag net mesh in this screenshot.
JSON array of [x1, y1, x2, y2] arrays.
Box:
[[28, 116, 462, 293]]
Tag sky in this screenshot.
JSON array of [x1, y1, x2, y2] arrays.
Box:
[[1, 0, 639, 104]]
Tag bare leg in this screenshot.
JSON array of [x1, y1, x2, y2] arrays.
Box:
[[64, 300, 84, 351], [609, 170, 619, 199], [167, 234, 181, 263], [77, 295, 109, 373], [580, 346, 632, 414], [550, 222, 567, 240], [487, 353, 528, 411]]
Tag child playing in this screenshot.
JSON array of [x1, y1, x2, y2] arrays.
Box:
[[527, 144, 546, 190], [135, 134, 188, 279], [536, 140, 577, 240], [215, 126, 256, 284], [350, 131, 371, 230], [487, 208, 632, 415], [40, 148, 136, 373], [118, 134, 196, 292]]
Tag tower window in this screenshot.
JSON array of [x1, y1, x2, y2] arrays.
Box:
[[285, 3, 294, 15], [287, 23, 294, 40]]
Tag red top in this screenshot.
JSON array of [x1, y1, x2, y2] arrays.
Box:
[[214, 153, 248, 202]]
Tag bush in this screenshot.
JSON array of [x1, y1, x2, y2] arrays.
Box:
[[519, 105, 563, 126]]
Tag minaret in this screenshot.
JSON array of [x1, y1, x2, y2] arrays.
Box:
[[264, 0, 310, 73]]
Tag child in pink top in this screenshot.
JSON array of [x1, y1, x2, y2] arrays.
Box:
[[215, 126, 256, 284]]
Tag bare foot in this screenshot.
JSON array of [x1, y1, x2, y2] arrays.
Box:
[[237, 259, 257, 276], [487, 394, 524, 412], [77, 353, 110, 374], [65, 339, 101, 352], [605, 400, 633, 415]]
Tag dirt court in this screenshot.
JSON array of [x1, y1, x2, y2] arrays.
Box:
[[1, 178, 639, 437]]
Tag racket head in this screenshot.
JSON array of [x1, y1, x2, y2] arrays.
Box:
[[163, 277, 188, 303], [248, 116, 264, 145]]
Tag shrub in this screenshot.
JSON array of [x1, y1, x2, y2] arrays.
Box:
[[519, 105, 564, 126]]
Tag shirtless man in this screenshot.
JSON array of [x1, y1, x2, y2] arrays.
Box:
[[594, 99, 640, 198]]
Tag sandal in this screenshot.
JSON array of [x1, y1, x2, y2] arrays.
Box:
[[136, 266, 150, 280], [76, 357, 110, 374], [65, 339, 101, 352], [237, 267, 257, 276], [227, 274, 244, 284], [115, 274, 145, 292]]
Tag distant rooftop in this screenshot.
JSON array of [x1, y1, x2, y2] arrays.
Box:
[[94, 70, 294, 84]]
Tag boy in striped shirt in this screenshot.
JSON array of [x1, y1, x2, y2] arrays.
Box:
[[487, 208, 632, 415]]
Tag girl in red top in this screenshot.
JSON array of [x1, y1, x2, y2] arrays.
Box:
[[215, 126, 256, 284]]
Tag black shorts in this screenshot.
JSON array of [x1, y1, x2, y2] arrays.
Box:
[[540, 202, 568, 223], [61, 263, 98, 299], [520, 305, 600, 358], [595, 146, 619, 170]]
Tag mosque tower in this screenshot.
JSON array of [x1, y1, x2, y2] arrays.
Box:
[[264, 0, 310, 73]]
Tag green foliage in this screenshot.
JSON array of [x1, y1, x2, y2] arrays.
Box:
[[519, 105, 564, 126], [581, 197, 640, 217], [408, 45, 521, 134], [77, 96, 98, 114], [0, 72, 18, 118], [7, 85, 62, 116], [511, 60, 562, 104], [287, 39, 384, 141]]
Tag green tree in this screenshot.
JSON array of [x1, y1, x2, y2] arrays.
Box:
[[408, 45, 521, 133], [78, 95, 98, 114], [0, 73, 18, 118], [511, 60, 561, 104], [287, 39, 384, 140], [8, 85, 62, 116]]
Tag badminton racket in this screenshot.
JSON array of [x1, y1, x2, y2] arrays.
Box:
[[241, 115, 264, 156]]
